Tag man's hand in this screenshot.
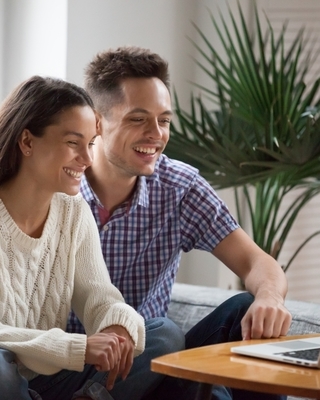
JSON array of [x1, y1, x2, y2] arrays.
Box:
[[241, 292, 292, 340], [101, 325, 135, 390], [85, 325, 135, 391]]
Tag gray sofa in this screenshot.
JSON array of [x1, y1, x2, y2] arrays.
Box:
[[167, 282, 320, 400]]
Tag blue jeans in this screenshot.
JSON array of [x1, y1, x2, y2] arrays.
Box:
[[143, 292, 287, 400], [0, 317, 185, 400]]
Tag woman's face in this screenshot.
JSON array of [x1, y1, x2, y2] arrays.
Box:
[[24, 105, 97, 196]]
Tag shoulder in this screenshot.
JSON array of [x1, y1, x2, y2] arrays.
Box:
[[152, 154, 200, 189], [53, 192, 87, 208], [52, 193, 92, 221]]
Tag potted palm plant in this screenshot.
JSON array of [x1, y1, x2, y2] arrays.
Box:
[[165, 2, 320, 271]]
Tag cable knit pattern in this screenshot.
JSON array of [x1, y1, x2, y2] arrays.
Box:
[[0, 193, 145, 380]]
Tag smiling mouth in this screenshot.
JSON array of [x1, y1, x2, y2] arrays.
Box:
[[133, 146, 157, 155], [63, 167, 83, 179]]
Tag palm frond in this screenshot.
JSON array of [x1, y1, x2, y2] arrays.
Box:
[[165, 2, 320, 268]]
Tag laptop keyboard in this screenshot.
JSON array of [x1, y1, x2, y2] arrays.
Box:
[[279, 348, 320, 361]]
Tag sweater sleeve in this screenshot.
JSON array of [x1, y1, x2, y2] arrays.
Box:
[[71, 198, 145, 356], [0, 324, 86, 376]]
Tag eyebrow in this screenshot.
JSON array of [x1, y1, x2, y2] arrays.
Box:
[[63, 131, 97, 140], [63, 131, 84, 138], [127, 108, 173, 116]]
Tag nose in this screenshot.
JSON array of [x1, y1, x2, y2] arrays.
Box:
[[77, 146, 93, 167], [145, 119, 162, 139]]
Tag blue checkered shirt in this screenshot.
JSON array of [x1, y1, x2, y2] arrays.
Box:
[[67, 155, 239, 333]]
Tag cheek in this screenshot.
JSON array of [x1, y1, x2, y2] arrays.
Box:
[[163, 128, 170, 143]]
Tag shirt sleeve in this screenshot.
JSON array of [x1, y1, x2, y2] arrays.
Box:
[[180, 173, 240, 252]]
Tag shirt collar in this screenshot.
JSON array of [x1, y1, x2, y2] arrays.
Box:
[[80, 156, 162, 211], [80, 175, 102, 206], [130, 156, 162, 210]]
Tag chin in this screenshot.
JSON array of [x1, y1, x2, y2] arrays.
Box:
[[139, 168, 155, 177], [61, 187, 80, 196]]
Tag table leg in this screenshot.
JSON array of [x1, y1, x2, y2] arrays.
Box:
[[195, 383, 212, 400]]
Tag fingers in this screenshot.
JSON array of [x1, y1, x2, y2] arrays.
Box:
[[105, 337, 134, 390], [85, 333, 123, 371], [85, 330, 135, 391], [106, 363, 120, 390], [100, 325, 135, 380], [241, 314, 252, 340], [120, 342, 134, 380], [241, 302, 292, 339]]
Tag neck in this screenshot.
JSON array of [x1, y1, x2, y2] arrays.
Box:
[[86, 165, 137, 214], [0, 177, 52, 238]]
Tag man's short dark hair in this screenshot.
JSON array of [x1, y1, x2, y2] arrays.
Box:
[[84, 46, 170, 115]]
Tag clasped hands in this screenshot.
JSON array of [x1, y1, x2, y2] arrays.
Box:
[[85, 325, 134, 390]]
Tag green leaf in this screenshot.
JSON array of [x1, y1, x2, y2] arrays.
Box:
[[167, 2, 320, 269]]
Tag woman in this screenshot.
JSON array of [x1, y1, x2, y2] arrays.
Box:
[[0, 75, 145, 400]]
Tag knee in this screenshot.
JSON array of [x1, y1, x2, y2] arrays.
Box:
[[224, 292, 254, 317], [145, 317, 185, 355]]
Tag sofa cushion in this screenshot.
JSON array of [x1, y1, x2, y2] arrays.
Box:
[[168, 283, 320, 336]]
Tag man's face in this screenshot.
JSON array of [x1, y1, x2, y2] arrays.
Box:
[[96, 77, 172, 179]]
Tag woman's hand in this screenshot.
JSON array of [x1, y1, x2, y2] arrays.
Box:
[[85, 325, 135, 390]]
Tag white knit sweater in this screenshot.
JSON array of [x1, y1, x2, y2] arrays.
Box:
[[0, 193, 145, 380]]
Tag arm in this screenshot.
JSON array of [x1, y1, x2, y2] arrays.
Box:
[[71, 198, 145, 387], [71, 198, 145, 354], [212, 228, 292, 339], [178, 172, 291, 339], [0, 325, 86, 376]]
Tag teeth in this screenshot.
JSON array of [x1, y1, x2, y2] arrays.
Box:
[[134, 147, 156, 154], [63, 168, 82, 178]]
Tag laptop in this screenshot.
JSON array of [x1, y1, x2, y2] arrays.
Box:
[[230, 336, 320, 368]]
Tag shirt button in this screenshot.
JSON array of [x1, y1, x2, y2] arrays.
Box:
[[103, 225, 109, 231]]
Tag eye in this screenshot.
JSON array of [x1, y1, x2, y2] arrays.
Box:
[[68, 141, 78, 146], [159, 118, 171, 125], [89, 141, 95, 147]]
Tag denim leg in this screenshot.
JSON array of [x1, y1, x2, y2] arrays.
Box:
[[185, 292, 254, 348], [147, 293, 286, 400], [0, 348, 33, 400], [30, 317, 185, 400], [109, 317, 185, 400], [189, 292, 286, 400], [144, 293, 253, 400], [29, 366, 103, 400], [231, 388, 287, 400]]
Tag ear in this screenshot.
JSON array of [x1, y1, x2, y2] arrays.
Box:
[[95, 111, 103, 136], [18, 129, 33, 156]]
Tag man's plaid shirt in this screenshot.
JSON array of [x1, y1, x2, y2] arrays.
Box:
[[67, 155, 239, 333]]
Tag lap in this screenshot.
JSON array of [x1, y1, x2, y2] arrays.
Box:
[[30, 317, 185, 400], [0, 348, 33, 400], [185, 292, 254, 348], [143, 293, 287, 400]]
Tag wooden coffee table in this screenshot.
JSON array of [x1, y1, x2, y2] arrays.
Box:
[[151, 334, 320, 399]]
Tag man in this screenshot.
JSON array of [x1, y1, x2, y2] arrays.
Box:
[[68, 46, 291, 400]]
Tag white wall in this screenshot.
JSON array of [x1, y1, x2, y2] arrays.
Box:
[[67, 0, 199, 109], [0, 0, 68, 99]]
